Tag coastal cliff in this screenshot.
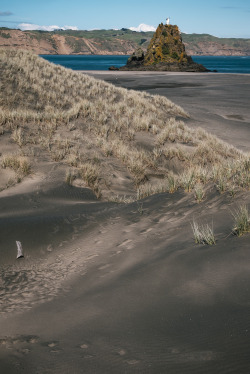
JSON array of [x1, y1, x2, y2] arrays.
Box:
[[119, 24, 209, 72], [0, 28, 139, 55], [0, 28, 249, 56]]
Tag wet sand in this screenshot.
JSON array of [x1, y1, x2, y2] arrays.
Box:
[[0, 72, 250, 373]]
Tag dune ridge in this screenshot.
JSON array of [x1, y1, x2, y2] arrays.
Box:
[[0, 49, 249, 201], [0, 49, 250, 374]]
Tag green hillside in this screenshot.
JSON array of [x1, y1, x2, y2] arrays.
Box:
[[182, 33, 250, 50], [1, 27, 250, 55]]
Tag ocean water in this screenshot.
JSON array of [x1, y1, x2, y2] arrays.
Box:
[[192, 55, 250, 74], [40, 54, 250, 74], [40, 55, 129, 71]]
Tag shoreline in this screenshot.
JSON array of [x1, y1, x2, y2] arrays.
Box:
[[78, 69, 250, 76]]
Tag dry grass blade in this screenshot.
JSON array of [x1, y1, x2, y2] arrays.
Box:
[[194, 184, 205, 203], [1, 154, 31, 176], [0, 49, 249, 200], [232, 205, 250, 237], [191, 220, 216, 245]]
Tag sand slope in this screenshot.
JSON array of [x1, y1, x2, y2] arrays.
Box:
[[0, 185, 250, 373], [0, 72, 250, 373], [86, 71, 250, 153]]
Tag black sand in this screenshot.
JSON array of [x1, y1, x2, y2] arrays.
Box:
[[85, 72, 250, 152], [0, 72, 250, 374]]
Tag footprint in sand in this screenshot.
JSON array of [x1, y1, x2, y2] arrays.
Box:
[[0, 335, 39, 356], [71, 214, 81, 222], [48, 342, 57, 348], [47, 244, 53, 252], [126, 359, 140, 365], [51, 224, 59, 234], [110, 249, 122, 257], [118, 239, 134, 250], [0, 339, 11, 348], [86, 254, 99, 260], [118, 349, 126, 356], [83, 354, 95, 359], [19, 348, 30, 355], [29, 337, 38, 344], [80, 344, 89, 349], [140, 227, 153, 235], [47, 342, 62, 353], [73, 226, 80, 234], [98, 264, 111, 271]]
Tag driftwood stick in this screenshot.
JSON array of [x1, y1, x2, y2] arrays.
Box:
[[16, 241, 24, 259]]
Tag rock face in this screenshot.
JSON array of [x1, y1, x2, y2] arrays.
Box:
[[125, 48, 145, 67], [120, 23, 209, 72]]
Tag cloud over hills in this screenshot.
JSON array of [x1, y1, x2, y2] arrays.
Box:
[[129, 24, 156, 32], [18, 23, 78, 31], [17, 22, 155, 33]]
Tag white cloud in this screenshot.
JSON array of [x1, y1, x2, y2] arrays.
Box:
[[18, 23, 78, 31], [64, 25, 78, 31], [129, 23, 156, 32]]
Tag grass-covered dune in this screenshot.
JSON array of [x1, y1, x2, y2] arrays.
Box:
[[1, 49, 250, 374], [0, 49, 249, 201]]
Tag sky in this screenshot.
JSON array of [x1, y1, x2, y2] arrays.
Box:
[[0, 0, 249, 38]]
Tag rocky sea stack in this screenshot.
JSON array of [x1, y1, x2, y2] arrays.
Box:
[[118, 23, 209, 72]]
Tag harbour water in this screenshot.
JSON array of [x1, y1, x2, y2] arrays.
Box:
[[40, 54, 250, 74], [40, 55, 129, 71], [192, 55, 250, 74]]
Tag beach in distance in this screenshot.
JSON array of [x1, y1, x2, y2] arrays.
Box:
[[85, 70, 250, 152], [0, 50, 250, 374]]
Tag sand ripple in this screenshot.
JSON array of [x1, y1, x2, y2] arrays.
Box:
[[0, 252, 83, 315]]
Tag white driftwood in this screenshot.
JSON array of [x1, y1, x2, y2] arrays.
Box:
[[16, 241, 24, 259]]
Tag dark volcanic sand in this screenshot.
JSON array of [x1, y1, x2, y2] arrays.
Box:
[[0, 73, 250, 374], [85, 71, 250, 153]]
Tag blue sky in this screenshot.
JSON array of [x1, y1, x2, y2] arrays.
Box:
[[0, 0, 249, 37]]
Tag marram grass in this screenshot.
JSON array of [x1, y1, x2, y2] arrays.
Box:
[[0, 49, 250, 200], [232, 205, 250, 237], [191, 220, 216, 245]]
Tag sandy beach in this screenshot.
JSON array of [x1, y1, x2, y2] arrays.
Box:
[[0, 71, 250, 374], [85, 71, 250, 152]]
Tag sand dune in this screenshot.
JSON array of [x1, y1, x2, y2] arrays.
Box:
[[0, 56, 250, 373], [87, 71, 250, 152], [1, 184, 249, 373]]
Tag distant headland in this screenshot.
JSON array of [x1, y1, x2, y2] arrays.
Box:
[[0, 27, 250, 56]]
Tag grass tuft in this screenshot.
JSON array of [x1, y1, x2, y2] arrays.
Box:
[[232, 205, 250, 236], [0, 49, 249, 200], [191, 220, 216, 245], [194, 184, 205, 203], [1, 154, 31, 176], [79, 162, 100, 187]]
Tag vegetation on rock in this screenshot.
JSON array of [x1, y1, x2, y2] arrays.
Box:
[[120, 24, 209, 72]]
